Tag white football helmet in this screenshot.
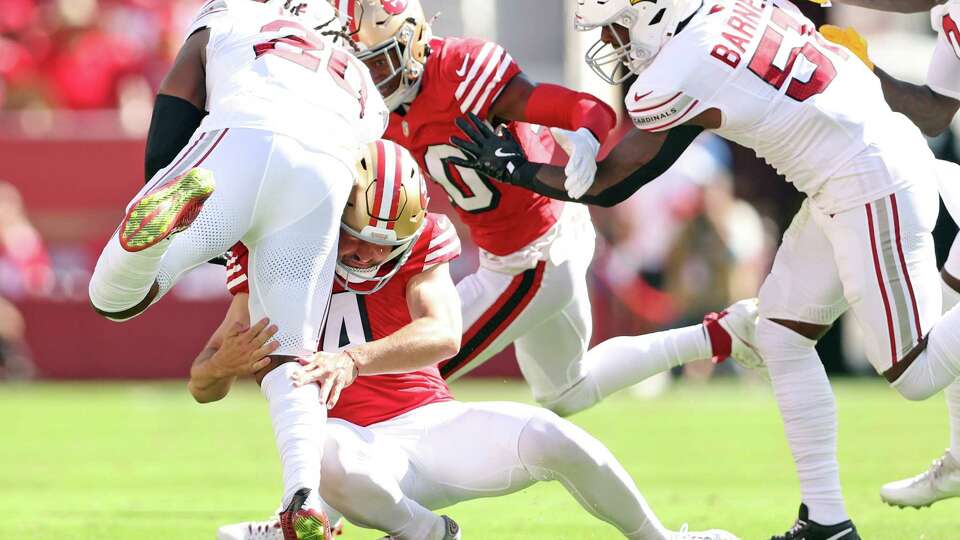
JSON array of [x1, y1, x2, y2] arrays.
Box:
[[575, 0, 700, 84]]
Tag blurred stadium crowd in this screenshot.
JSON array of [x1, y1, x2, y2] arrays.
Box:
[[0, 0, 956, 382]]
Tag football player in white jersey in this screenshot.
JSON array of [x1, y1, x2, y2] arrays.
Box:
[[448, 0, 960, 538], [813, 0, 960, 509], [87, 1, 387, 539]]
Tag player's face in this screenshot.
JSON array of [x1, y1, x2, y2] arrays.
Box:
[[600, 24, 631, 46], [338, 233, 393, 269], [361, 47, 404, 98]]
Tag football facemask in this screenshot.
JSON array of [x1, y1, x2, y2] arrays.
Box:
[[341, 0, 433, 110], [575, 0, 699, 84]]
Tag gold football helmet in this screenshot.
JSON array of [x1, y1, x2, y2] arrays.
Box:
[[337, 139, 429, 294], [337, 0, 433, 110]]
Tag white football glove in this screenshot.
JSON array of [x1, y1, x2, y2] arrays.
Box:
[[550, 127, 600, 200]]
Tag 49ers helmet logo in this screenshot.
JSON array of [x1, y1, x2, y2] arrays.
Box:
[[381, 0, 408, 15]]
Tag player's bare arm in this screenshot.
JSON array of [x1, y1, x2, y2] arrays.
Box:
[[821, 24, 960, 136], [875, 69, 959, 135], [294, 262, 461, 404], [812, 0, 944, 12], [187, 294, 278, 403], [448, 112, 707, 207], [145, 28, 209, 181]]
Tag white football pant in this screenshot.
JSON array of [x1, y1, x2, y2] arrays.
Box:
[[318, 400, 670, 540], [443, 203, 596, 412]]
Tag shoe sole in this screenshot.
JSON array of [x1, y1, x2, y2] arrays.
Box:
[[120, 168, 215, 252], [881, 496, 935, 509]]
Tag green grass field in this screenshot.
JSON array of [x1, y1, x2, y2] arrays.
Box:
[[1, 379, 957, 540]]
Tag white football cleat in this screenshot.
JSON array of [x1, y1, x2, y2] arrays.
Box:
[[880, 450, 960, 508], [671, 524, 740, 540], [705, 298, 765, 371], [217, 519, 282, 540]]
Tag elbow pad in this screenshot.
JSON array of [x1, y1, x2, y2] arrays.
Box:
[[145, 94, 206, 183]]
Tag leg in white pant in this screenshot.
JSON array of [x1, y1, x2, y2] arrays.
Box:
[[756, 202, 850, 526], [815, 184, 960, 400], [91, 129, 355, 511], [319, 421, 446, 540], [380, 401, 671, 540]]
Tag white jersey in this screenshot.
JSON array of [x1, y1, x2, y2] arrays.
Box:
[[187, 0, 388, 152], [626, 0, 933, 213], [929, 0, 960, 100]]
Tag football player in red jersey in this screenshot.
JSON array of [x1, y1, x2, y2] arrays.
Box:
[[814, 2, 960, 509], [339, 0, 763, 418], [199, 140, 740, 540]]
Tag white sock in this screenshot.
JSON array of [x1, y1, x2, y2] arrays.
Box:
[[88, 235, 168, 314], [518, 413, 669, 540], [756, 318, 848, 526], [261, 362, 325, 508], [583, 325, 711, 401]]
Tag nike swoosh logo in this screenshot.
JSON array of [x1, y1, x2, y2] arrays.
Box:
[[494, 149, 517, 158], [633, 90, 653, 102], [825, 528, 854, 540], [456, 54, 470, 77]]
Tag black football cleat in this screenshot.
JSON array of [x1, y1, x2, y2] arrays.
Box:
[[770, 504, 860, 540]]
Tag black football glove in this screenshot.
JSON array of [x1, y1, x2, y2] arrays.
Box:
[[447, 113, 531, 185]]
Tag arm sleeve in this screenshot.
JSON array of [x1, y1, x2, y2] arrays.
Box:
[[515, 125, 704, 208], [523, 84, 617, 143], [928, 2, 960, 100], [144, 94, 206, 182]]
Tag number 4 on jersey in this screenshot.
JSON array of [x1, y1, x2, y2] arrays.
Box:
[[320, 293, 372, 352]]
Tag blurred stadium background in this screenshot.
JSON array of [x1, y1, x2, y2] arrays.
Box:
[[0, 1, 958, 539]]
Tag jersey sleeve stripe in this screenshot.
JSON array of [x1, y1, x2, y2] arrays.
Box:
[[454, 42, 498, 101], [628, 91, 683, 113], [460, 47, 506, 114], [227, 274, 248, 292], [471, 53, 515, 115], [424, 240, 461, 264], [643, 98, 701, 132], [426, 235, 460, 258], [427, 222, 457, 249]]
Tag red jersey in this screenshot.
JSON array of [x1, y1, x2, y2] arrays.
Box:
[[225, 213, 461, 427], [383, 36, 564, 257]]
